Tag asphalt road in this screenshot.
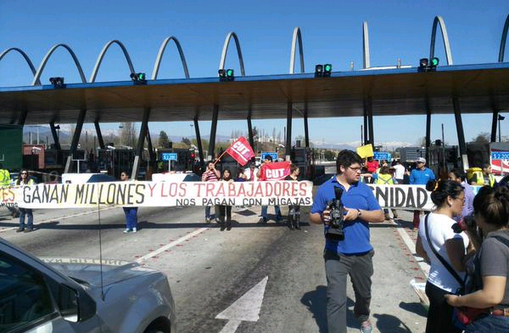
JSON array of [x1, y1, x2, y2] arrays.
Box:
[[0, 202, 429, 333]]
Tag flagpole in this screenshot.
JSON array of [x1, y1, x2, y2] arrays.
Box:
[[213, 149, 229, 166]]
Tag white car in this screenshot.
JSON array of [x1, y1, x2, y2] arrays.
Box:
[[0, 237, 177, 333]]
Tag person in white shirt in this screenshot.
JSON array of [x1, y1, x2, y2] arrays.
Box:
[[391, 159, 406, 184], [243, 161, 258, 182], [415, 179, 471, 333]]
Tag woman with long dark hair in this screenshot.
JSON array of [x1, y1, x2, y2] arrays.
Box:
[[218, 168, 234, 231], [415, 179, 471, 333], [446, 186, 509, 332], [16, 169, 35, 232]]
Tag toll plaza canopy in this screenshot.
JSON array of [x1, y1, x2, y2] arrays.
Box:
[[0, 62, 509, 125]]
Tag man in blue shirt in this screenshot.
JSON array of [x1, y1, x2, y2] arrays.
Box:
[[409, 157, 435, 229], [309, 150, 384, 333]]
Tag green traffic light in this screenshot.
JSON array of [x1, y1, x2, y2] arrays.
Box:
[[226, 69, 234, 77], [431, 58, 439, 67], [138, 73, 146, 80], [324, 64, 332, 72]]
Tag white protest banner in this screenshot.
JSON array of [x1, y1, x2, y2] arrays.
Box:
[[14, 181, 314, 209], [4, 182, 483, 210]]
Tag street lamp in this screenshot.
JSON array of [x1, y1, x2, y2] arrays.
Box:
[[498, 114, 505, 142], [54, 125, 60, 141], [119, 125, 124, 146]]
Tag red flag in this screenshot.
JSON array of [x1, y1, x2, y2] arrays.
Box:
[[226, 136, 255, 166], [259, 161, 291, 181]]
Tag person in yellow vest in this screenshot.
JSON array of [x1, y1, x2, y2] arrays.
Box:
[[373, 166, 399, 220], [470, 163, 496, 187], [0, 163, 10, 187], [0, 163, 18, 218]]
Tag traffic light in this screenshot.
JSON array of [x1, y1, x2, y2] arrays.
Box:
[[418, 58, 428, 72], [430, 57, 439, 70], [435, 139, 442, 146], [418, 57, 439, 72], [324, 64, 332, 77], [314, 64, 323, 77], [315, 64, 332, 78], [130, 72, 147, 85], [49, 77, 65, 88], [218, 69, 234, 82]]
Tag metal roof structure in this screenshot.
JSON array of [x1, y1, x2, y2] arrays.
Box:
[[0, 62, 508, 125]]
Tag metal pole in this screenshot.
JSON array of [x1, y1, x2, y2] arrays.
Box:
[[442, 123, 446, 173], [499, 117, 502, 142]]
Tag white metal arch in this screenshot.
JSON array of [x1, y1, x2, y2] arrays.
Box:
[[219, 32, 245, 75], [152, 36, 190, 79], [0, 47, 40, 85], [499, 14, 509, 62], [89, 40, 136, 83], [430, 16, 454, 65], [289, 27, 305, 74], [31, 44, 87, 86], [363, 22, 370, 69]]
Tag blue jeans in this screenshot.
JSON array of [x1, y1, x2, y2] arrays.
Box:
[[205, 206, 218, 219], [19, 208, 33, 230], [261, 205, 281, 219], [123, 207, 138, 230], [466, 314, 509, 332]]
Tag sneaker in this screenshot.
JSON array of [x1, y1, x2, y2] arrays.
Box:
[[360, 320, 373, 333], [132, 228, 137, 233], [205, 216, 212, 223], [16, 228, 24, 233], [123, 229, 131, 234], [258, 217, 268, 224], [24, 229, 33, 233]]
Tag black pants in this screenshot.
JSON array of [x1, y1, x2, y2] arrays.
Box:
[[218, 205, 232, 222], [425, 282, 462, 333]]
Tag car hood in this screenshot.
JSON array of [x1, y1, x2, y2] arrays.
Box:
[[41, 258, 159, 287]]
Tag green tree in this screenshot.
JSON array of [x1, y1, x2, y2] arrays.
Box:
[[470, 132, 490, 144], [119, 122, 137, 148], [158, 130, 170, 148], [181, 137, 191, 146]]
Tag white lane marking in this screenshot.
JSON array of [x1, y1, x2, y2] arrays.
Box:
[[134, 227, 209, 263], [391, 220, 430, 276], [0, 206, 116, 234], [216, 276, 268, 333]]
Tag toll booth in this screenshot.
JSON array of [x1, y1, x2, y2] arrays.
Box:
[[467, 142, 509, 176], [291, 147, 319, 180], [398, 147, 426, 163], [0, 125, 23, 170], [97, 148, 137, 179], [427, 145, 459, 179]]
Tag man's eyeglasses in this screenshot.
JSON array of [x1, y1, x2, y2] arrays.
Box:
[[348, 166, 362, 172]]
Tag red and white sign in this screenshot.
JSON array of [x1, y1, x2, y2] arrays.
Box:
[[258, 161, 291, 181], [226, 136, 255, 166]]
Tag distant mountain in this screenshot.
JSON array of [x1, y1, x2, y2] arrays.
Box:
[[168, 134, 231, 143]]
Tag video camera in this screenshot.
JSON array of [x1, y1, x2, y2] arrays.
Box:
[[326, 187, 345, 241], [452, 215, 476, 233]]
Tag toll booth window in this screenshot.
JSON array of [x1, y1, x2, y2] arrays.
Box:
[[0, 254, 54, 331]]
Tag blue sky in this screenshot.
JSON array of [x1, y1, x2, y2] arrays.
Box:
[[1, 0, 508, 148]]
